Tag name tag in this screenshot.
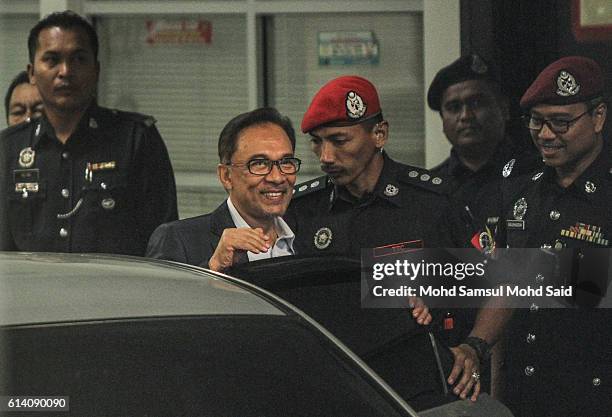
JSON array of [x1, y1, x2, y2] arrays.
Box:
[[13, 168, 39, 183], [373, 240, 424, 258], [506, 219, 525, 230]]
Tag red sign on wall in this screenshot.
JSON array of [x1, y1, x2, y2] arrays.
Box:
[[146, 19, 212, 45]]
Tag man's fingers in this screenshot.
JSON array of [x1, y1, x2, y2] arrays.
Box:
[[447, 352, 464, 385], [221, 228, 270, 252], [447, 346, 467, 384], [470, 381, 481, 402], [455, 359, 479, 399]]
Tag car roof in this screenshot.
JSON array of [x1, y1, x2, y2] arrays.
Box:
[[0, 252, 285, 326]]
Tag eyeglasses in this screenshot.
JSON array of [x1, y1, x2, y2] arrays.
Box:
[[522, 108, 593, 134], [227, 157, 301, 176]]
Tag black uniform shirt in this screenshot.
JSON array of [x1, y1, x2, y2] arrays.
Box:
[[504, 145, 610, 249], [286, 153, 467, 408], [288, 153, 459, 257], [498, 143, 612, 417], [432, 138, 541, 243], [1, 104, 178, 255]]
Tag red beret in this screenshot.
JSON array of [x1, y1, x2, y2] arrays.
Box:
[[301, 75, 382, 133], [520, 56, 604, 109]]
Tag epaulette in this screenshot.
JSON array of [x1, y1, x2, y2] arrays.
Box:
[[292, 175, 330, 198], [397, 165, 446, 193], [110, 109, 157, 127]]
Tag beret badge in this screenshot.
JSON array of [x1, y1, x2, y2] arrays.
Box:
[[556, 70, 580, 97], [345, 91, 367, 119], [470, 55, 488, 75]]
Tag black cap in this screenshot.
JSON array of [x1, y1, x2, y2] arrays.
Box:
[[427, 54, 499, 111]]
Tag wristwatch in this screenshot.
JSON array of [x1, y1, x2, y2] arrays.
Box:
[[463, 336, 492, 364]]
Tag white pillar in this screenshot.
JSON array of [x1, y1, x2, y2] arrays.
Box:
[[423, 0, 460, 168], [246, 0, 259, 110]]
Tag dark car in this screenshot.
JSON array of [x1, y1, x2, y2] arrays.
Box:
[[0, 252, 422, 417], [0, 252, 512, 417]]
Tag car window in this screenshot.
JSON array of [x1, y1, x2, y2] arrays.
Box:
[[1, 315, 412, 417]]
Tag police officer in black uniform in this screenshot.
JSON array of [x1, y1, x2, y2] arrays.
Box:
[[495, 56, 611, 417], [426, 55, 544, 391], [289, 75, 453, 256], [0, 11, 177, 256], [288, 75, 504, 407], [428, 54, 541, 236]]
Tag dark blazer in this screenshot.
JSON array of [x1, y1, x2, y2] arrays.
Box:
[[146, 201, 247, 268]]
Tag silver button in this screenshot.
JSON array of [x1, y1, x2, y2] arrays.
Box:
[[585, 181, 596, 193], [526, 333, 536, 343], [535, 274, 545, 283], [101, 198, 116, 210], [525, 366, 535, 376], [61, 188, 70, 198], [541, 243, 552, 249], [593, 377, 601, 386], [549, 210, 560, 220], [59, 228, 69, 238], [100, 182, 107, 190], [61, 151, 70, 160], [420, 174, 430, 181], [408, 170, 419, 178], [530, 303, 539, 312]]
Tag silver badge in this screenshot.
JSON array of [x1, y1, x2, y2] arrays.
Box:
[[502, 159, 516, 178], [532, 172, 543, 181], [384, 184, 399, 197], [18, 147, 35, 168], [89, 118, 98, 129], [513, 197, 528, 220], [101, 198, 116, 210], [34, 123, 41, 137], [478, 231, 493, 252], [298, 185, 308, 192], [556, 70, 580, 97], [585, 181, 596, 193], [310, 180, 320, 188], [345, 91, 367, 119], [470, 55, 488, 74], [314, 227, 332, 250]]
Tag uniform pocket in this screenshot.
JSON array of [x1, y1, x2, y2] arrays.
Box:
[[8, 182, 47, 235]]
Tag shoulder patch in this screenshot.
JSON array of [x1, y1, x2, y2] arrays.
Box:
[[398, 166, 446, 193], [292, 175, 330, 198], [112, 109, 157, 127]]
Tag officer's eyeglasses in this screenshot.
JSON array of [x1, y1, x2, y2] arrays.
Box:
[[522, 107, 593, 134], [227, 157, 301, 176]]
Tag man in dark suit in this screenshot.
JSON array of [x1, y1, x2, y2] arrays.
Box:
[[146, 107, 300, 271]]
